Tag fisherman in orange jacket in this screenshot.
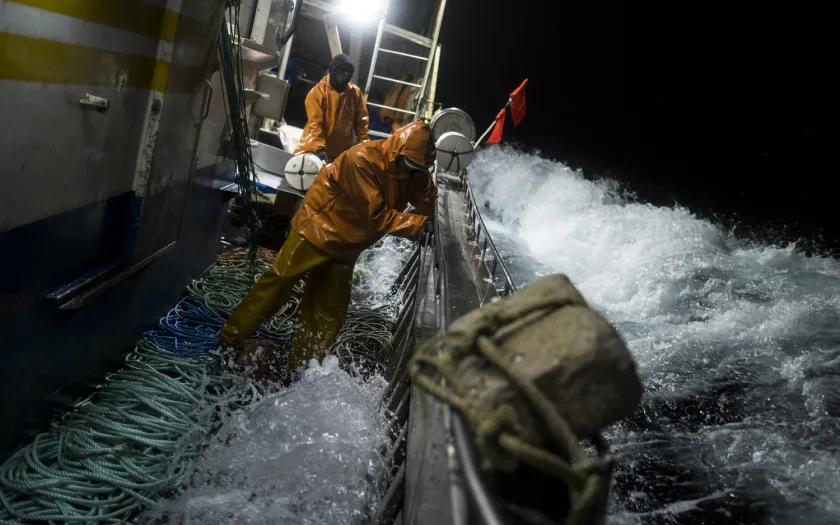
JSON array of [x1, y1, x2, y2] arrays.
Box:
[[221, 121, 436, 377], [294, 53, 370, 162], [379, 75, 418, 132]]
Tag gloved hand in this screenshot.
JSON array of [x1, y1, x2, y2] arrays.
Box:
[[416, 220, 434, 246], [316, 150, 328, 162]]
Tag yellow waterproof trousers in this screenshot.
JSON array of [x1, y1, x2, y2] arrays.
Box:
[[220, 230, 354, 371]]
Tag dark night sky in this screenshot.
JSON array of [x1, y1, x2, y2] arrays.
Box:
[[435, 0, 834, 253]]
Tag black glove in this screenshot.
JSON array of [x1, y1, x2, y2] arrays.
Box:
[[316, 150, 328, 162], [416, 220, 434, 246]]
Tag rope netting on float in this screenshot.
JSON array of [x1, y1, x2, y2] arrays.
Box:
[[0, 247, 401, 525]]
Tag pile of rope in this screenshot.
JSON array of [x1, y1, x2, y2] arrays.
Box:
[[185, 250, 302, 341], [0, 249, 287, 524], [328, 307, 395, 375], [0, 245, 407, 524]]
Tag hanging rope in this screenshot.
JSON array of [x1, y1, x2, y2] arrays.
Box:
[[218, 3, 262, 274]]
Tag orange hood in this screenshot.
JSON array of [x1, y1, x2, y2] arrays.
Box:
[[381, 120, 437, 173]]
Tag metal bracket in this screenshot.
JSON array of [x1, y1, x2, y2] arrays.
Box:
[[79, 93, 110, 113], [46, 241, 177, 310], [250, 0, 274, 44], [195, 79, 213, 127], [384, 23, 433, 47], [323, 13, 343, 56], [367, 101, 416, 116]]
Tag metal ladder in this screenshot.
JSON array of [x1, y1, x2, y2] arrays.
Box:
[[364, 0, 447, 138]]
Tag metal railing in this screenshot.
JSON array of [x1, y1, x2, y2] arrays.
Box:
[[463, 177, 518, 298], [383, 172, 521, 525], [431, 194, 509, 525], [370, 245, 423, 525]]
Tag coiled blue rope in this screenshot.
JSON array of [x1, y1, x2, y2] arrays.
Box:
[[149, 296, 290, 359]]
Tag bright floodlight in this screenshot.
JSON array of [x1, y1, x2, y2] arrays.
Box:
[[336, 0, 384, 25]]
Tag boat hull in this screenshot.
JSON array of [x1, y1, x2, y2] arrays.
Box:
[[0, 165, 231, 460]]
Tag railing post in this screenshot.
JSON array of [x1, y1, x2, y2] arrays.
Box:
[[462, 172, 518, 299]]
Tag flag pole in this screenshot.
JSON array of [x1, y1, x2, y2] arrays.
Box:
[[475, 98, 512, 148]]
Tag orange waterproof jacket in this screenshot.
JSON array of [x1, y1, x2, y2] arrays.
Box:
[[291, 121, 437, 261], [294, 74, 370, 162], [379, 76, 417, 132]]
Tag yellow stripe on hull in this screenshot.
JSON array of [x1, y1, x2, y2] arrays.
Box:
[[0, 33, 171, 91], [0, 33, 209, 93], [8, 0, 180, 42]]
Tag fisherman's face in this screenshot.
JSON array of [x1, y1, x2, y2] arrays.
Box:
[[396, 155, 425, 176], [334, 71, 351, 87]]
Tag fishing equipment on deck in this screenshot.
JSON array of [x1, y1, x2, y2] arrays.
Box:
[[284, 153, 324, 191], [410, 274, 644, 525], [435, 131, 475, 173], [0, 249, 284, 524]]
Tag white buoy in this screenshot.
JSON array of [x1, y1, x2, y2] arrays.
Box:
[[284, 153, 324, 191], [435, 131, 475, 173]]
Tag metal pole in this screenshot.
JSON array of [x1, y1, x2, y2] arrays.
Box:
[[278, 34, 294, 80], [364, 0, 390, 99], [323, 13, 343, 57], [250, 0, 274, 45], [474, 98, 511, 147], [349, 28, 363, 84], [425, 44, 441, 119], [415, 0, 447, 120]]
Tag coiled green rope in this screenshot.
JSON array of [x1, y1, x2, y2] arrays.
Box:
[[328, 307, 395, 374], [186, 251, 303, 336], [0, 347, 260, 524]]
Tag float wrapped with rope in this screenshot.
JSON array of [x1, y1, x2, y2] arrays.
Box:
[[410, 274, 644, 525]]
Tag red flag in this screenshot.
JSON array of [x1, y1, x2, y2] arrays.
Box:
[[509, 78, 528, 127], [486, 109, 506, 144]]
